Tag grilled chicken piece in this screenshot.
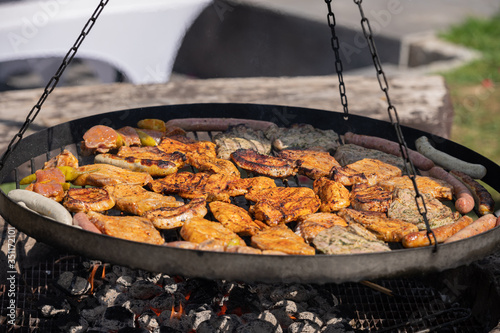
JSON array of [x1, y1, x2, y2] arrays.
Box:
[[227, 176, 276, 197], [209, 201, 266, 236], [230, 149, 297, 178], [25, 168, 66, 202], [334, 144, 406, 170], [95, 146, 187, 177], [148, 171, 235, 202], [63, 188, 115, 213], [116, 126, 141, 146], [104, 184, 183, 216], [265, 123, 340, 152], [294, 212, 348, 243], [44, 149, 79, 169], [378, 175, 453, 201], [313, 226, 391, 254], [251, 224, 316, 255], [247, 187, 321, 226], [331, 158, 402, 186], [72, 164, 153, 187], [313, 177, 350, 212], [388, 188, 460, 230], [86, 211, 164, 245], [196, 158, 240, 178], [213, 124, 272, 160], [338, 208, 418, 242], [276, 149, 341, 180], [350, 183, 393, 213], [180, 217, 245, 246], [143, 198, 208, 229]]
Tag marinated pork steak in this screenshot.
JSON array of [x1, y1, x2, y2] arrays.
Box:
[[276, 149, 341, 180], [313, 177, 350, 212], [209, 201, 266, 236], [251, 224, 316, 255], [378, 175, 453, 201], [213, 124, 272, 160], [265, 123, 340, 152], [334, 144, 406, 170], [143, 198, 208, 229], [180, 217, 245, 246], [313, 226, 391, 254], [226, 176, 277, 197], [63, 188, 115, 213], [73, 164, 153, 187], [338, 208, 418, 242], [294, 212, 348, 243], [331, 158, 402, 186], [230, 149, 298, 178], [350, 183, 393, 213], [388, 188, 460, 230]]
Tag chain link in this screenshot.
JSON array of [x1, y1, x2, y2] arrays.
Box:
[[0, 0, 109, 170], [352, 0, 437, 250], [324, 0, 349, 120]]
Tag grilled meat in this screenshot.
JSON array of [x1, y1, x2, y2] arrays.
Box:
[[388, 188, 460, 229], [251, 224, 316, 255], [180, 217, 245, 246], [265, 123, 340, 152], [72, 164, 153, 187], [81, 125, 124, 155], [334, 144, 406, 170], [209, 201, 266, 236], [95, 146, 187, 177], [25, 168, 66, 202], [313, 226, 391, 254], [63, 188, 115, 213], [350, 183, 393, 213], [230, 148, 297, 178], [247, 187, 321, 226], [116, 126, 141, 146], [195, 158, 240, 177], [295, 212, 348, 243], [213, 124, 272, 160], [158, 137, 218, 168], [44, 149, 79, 169], [378, 175, 453, 201], [331, 158, 402, 186], [313, 177, 350, 212], [227, 176, 277, 197], [104, 184, 183, 216], [148, 171, 235, 202], [338, 208, 418, 242], [86, 211, 164, 245], [276, 149, 341, 180], [143, 198, 208, 229]]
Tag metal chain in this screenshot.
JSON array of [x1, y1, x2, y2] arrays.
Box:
[[0, 0, 109, 170], [324, 0, 349, 120], [352, 0, 437, 250]]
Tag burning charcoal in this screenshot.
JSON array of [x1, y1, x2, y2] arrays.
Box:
[[270, 284, 316, 303], [96, 285, 127, 306], [144, 272, 164, 285], [162, 276, 179, 294], [269, 309, 295, 330], [39, 297, 71, 317], [67, 318, 90, 333], [190, 309, 214, 331], [117, 328, 150, 333], [159, 309, 194, 332], [235, 319, 283, 333], [197, 314, 242, 333], [137, 312, 161, 333], [288, 321, 321, 333], [321, 314, 354, 333], [271, 300, 302, 314], [297, 311, 323, 327], [122, 299, 150, 316], [56, 271, 91, 296], [81, 305, 107, 325], [112, 265, 138, 279], [99, 306, 135, 331], [129, 279, 164, 300], [116, 275, 135, 287], [149, 293, 175, 312]]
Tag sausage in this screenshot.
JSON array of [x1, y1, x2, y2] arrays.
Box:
[[415, 136, 487, 179], [444, 214, 497, 243], [450, 170, 495, 216], [428, 166, 475, 214], [343, 132, 435, 171], [8, 189, 73, 225], [164, 118, 275, 132], [73, 212, 101, 234], [402, 215, 473, 248]]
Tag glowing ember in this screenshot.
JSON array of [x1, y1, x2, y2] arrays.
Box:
[[170, 304, 184, 320]]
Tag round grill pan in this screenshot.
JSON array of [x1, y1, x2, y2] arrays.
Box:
[[1, 103, 499, 284]]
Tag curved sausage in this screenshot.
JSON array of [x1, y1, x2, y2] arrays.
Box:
[[343, 132, 435, 171], [73, 212, 101, 234], [444, 214, 497, 243], [450, 170, 495, 216], [428, 166, 475, 214], [165, 118, 275, 132]]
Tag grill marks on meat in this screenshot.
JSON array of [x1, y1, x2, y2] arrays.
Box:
[[251, 224, 316, 255], [331, 158, 402, 186], [73, 164, 153, 187], [313, 177, 350, 212], [63, 188, 115, 213], [227, 176, 277, 197], [378, 175, 453, 201], [276, 149, 341, 180], [95, 146, 187, 177], [209, 201, 266, 236], [295, 213, 348, 244], [213, 124, 272, 160], [86, 211, 164, 245], [350, 183, 393, 213], [158, 137, 217, 169], [338, 208, 418, 242], [388, 188, 460, 230], [180, 217, 245, 246], [104, 184, 183, 216], [313, 226, 391, 254], [230, 149, 297, 178], [247, 187, 321, 226], [143, 198, 208, 230]]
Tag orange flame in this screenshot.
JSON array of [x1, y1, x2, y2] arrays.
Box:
[[170, 304, 184, 320], [288, 314, 297, 320], [185, 291, 191, 301], [150, 307, 162, 317], [217, 303, 228, 316]]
